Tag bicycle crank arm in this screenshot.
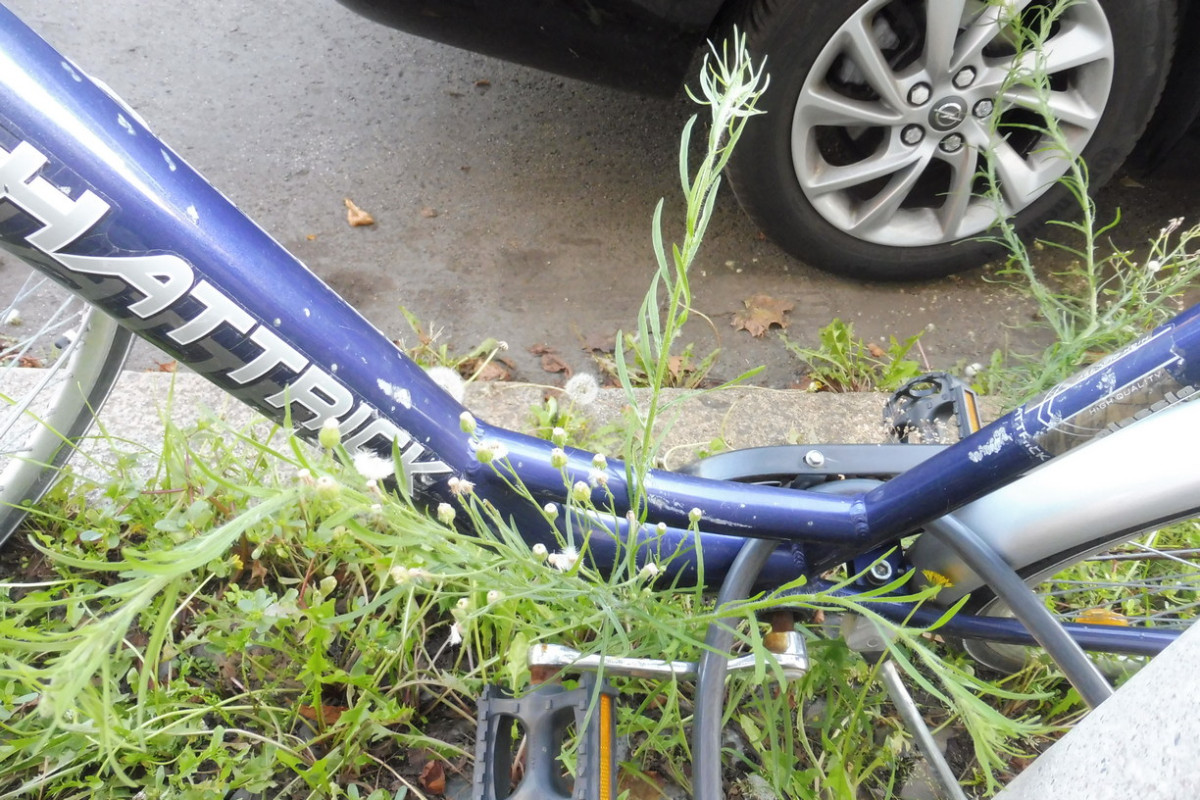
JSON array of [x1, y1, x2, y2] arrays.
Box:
[[529, 636, 809, 682]]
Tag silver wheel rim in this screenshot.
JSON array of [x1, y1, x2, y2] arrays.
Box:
[[792, 0, 1113, 246], [966, 526, 1200, 674]]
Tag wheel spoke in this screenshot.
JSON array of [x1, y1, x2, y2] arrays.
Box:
[[841, 14, 906, 110], [1001, 86, 1101, 130], [1016, 18, 1112, 76], [795, 86, 905, 128], [988, 134, 1057, 208], [937, 144, 979, 238], [805, 142, 926, 196], [952, 0, 1034, 71], [924, 0, 970, 74], [848, 152, 931, 235]]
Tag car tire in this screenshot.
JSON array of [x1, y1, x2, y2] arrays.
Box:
[[723, 0, 1177, 280]]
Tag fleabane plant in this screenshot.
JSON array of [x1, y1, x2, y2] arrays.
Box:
[[617, 29, 768, 502]]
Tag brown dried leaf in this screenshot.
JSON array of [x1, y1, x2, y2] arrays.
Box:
[[344, 197, 375, 227], [666, 355, 686, 381], [474, 79, 491, 88], [17, 355, 44, 368], [298, 704, 348, 726], [153, 360, 177, 373], [867, 343, 887, 359], [420, 206, 439, 218], [541, 353, 572, 376], [474, 360, 511, 382], [580, 330, 616, 353], [420, 760, 447, 794], [528, 343, 556, 356], [731, 294, 795, 338]]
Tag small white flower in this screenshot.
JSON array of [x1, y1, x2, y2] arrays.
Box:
[[427, 365, 465, 402], [447, 621, 464, 646], [588, 469, 608, 488], [571, 481, 591, 503], [543, 502, 559, 520], [591, 453, 608, 470], [475, 440, 508, 464], [548, 546, 579, 572], [296, 468, 314, 485], [3, 308, 21, 326], [437, 502, 456, 525], [353, 451, 394, 481], [550, 448, 568, 469], [1147, 259, 1162, 273], [551, 427, 568, 446], [456, 597, 471, 610], [532, 543, 549, 560], [655, 522, 668, 535], [563, 373, 600, 406], [688, 507, 703, 524], [390, 565, 429, 584], [639, 562, 661, 580], [315, 475, 339, 497], [460, 411, 477, 434], [318, 417, 341, 449], [486, 590, 503, 604], [448, 476, 475, 496]]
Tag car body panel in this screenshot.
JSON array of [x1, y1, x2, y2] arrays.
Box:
[[335, 0, 729, 95]]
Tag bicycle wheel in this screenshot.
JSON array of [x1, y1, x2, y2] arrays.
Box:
[[962, 520, 1200, 675], [0, 264, 131, 548]]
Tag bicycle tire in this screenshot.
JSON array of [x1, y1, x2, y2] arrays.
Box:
[[0, 266, 132, 548]]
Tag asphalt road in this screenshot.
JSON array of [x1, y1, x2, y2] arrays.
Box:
[[7, 0, 1200, 389]]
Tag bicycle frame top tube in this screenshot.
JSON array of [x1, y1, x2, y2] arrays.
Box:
[[3, 4, 1200, 588]]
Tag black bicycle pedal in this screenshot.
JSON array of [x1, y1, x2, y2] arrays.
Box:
[[472, 675, 618, 800], [885, 372, 981, 443]]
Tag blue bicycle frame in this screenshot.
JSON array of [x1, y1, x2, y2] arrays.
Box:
[[2, 5, 1197, 654]]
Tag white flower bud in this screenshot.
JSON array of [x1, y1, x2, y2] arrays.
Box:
[[437, 503, 456, 525]]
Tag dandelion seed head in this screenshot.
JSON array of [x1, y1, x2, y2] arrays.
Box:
[[353, 451, 394, 481], [426, 365, 465, 402], [563, 373, 600, 406], [475, 440, 508, 464], [588, 469, 608, 488], [448, 621, 464, 646], [448, 476, 475, 496]]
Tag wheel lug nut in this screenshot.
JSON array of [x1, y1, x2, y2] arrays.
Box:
[[907, 82, 931, 106], [901, 124, 925, 146], [973, 98, 995, 118], [953, 66, 977, 89], [939, 133, 965, 153]]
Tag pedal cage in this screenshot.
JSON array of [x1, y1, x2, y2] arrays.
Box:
[[885, 371, 981, 443], [472, 674, 618, 800]]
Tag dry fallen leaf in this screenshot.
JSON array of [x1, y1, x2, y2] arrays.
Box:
[[306, 233, 317, 241], [474, 360, 511, 382], [344, 197, 375, 227], [420, 206, 439, 218], [474, 79, 491, 88], [867, 343, 887, 359], [153, 360, 177, 373], [298, 704, 348, 726], [731, 294, 795, 338], [580, 330, 616, 353], [17, 355, 44, 368], [541, 353, 572, 376], [420, 760, 447, 794]]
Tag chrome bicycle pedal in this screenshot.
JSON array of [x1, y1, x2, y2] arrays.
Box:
[[472, 675, 617, 800]]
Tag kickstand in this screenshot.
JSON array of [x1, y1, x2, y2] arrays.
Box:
[[878, 659, 969, 800]]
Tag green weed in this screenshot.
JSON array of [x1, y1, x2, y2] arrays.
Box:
[[783, 319, 926, 393]]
